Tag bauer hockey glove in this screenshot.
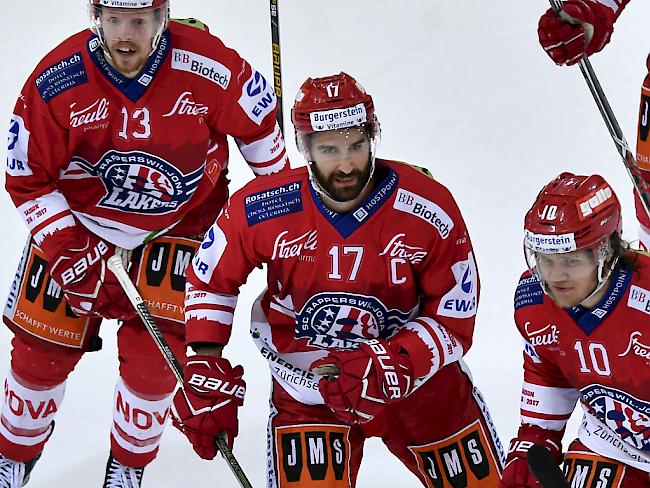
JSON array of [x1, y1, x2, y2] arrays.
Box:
[[312, 338, 414, 424], [499, 424, 563, 488], [538, 0, 620, 65], [172, 355, 246, 460], [44, 225, 136, 320]]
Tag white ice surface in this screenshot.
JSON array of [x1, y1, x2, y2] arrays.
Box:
[[1, 1, 648, 486]]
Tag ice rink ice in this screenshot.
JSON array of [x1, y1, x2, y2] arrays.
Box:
[[0, 0, 648, 486]]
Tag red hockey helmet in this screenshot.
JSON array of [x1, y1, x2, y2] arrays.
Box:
[[524, 172, 622, 301], [90, 0, 168, 8], [291, 73, 381, 201], [292, 72, 377, 137], [524, 172, 621, 253]]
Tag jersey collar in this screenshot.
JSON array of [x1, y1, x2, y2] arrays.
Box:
[[309, 164, 399, 238], [86, 30, 171, 102], [565, 266, 631, 335]]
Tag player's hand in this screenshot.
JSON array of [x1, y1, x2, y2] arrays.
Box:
[[312, 338, 414, 424], [43, 226, 136, 320], [538, 0, 618, 65], [499, 425, 563, 487], [172, 355, 246, 460]]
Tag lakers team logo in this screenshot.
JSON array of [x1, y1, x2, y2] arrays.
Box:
[[70, 151, 203, 214], [296, 292, 414, 349], [582, 385, 650, 452]]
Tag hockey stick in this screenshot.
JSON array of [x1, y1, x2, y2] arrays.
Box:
[[548, 0, 650, 219], [107, 251, 254, 488], [270, 0, 284, 133], [527, 445, 569, 488]]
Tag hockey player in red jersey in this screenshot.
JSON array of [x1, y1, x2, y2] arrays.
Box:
[[173, 72, 505, 487], [536, 0, 650, 250], [500, 173, 650, 487], [1, 0, 288, 486]]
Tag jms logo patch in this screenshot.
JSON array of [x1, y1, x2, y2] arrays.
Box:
[[409, 420, 502, 488], [71, 151, 202, 214], [275, 424, 350, 487], [296, 292, 413, 350]]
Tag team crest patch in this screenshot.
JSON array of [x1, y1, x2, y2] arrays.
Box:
[[69, 151, 203, 214], [296, 292, 413, 349], [581, 385, 650, 452], [244, 181, 302, 226]]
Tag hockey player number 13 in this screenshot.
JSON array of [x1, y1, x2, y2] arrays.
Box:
[[118, 106, 151, 140]]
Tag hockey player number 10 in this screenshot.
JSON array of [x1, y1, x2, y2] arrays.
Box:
[[574, 341, 611, 376], [118, 106, 151, 140]]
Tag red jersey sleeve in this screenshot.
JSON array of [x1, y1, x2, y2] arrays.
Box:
[[389, 179, 479, 378], [184, 189, 264, 345], [6, 65, 76, 248]]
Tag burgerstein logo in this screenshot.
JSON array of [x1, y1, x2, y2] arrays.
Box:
[[71, 151, 203, 214], [309, 103, 367, 132], [296, 292, 413, 349]]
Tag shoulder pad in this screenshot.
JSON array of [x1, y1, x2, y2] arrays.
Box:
[[514, 273, 544, 310], [392, 160, 435, 180], [171, 18, 209, 31]]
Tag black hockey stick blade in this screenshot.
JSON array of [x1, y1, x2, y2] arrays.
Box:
[[527, 444, 569, 488]]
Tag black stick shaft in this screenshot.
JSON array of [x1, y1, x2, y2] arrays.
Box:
[[270, 0, 283, 133], [548, 0, 650, 218]]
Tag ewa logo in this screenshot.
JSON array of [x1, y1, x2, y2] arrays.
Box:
[[379, 233, 428, 264], [296, 292, 413, 350], [582, 385, 650, 452], [524, 322, 560, 347], [576, 184, 614, 219], [393, 188, 454, 239], [618, 331, 650, 361], [163, 91, 208, 118], [437, 252, 478, 318], [6, 116, 32, 176], [69, 98, 109, 128], [271, 229, 317, 260], [238, 70, 276, 125], [71, 151, 202, 214]]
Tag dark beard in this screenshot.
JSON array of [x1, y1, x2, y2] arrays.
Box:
[[312, 163, 372, 202]]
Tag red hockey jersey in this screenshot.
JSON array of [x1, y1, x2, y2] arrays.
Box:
[[185, 160, 480, 405], [514, 257, 650, 472], [6, 19, 287, 249]]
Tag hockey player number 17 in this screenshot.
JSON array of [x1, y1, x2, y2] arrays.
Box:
[[574, 341, 611, 376], [118, 106, 151, 140], [328, 245, 363, 281]]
